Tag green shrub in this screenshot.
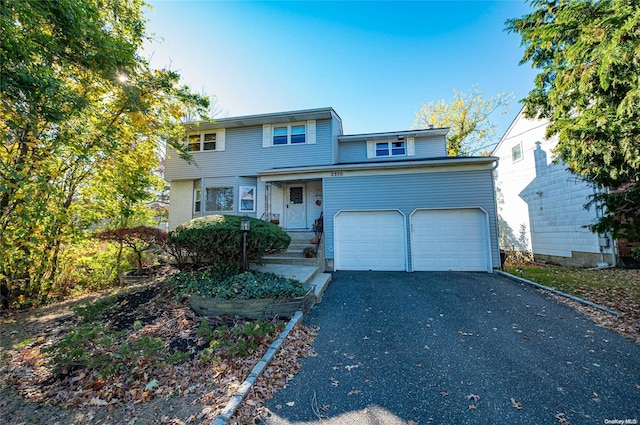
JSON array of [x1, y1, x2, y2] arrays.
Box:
[[169, 270, 308, 300], [167, 215, 290, 271]]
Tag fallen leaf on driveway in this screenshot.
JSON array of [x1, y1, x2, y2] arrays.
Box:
[[285, 401, 295, 407], [466, 394, 480, 402], [510, 397, 523, 410], [440, 391, 449, 397], [556, 412, 570, 424], [468, 404, 477, 410], [407, 421, 419, 425]]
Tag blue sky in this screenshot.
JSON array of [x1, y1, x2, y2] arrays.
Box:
[[143, 1, 537, 142]]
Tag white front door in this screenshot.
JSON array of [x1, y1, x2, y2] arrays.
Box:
[[285, 183, 307, 229]]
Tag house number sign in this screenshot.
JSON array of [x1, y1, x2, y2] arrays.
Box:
[[330, 171, 344, 177]]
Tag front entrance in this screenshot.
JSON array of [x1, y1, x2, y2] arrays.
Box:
[[285, 183, 307, 229]]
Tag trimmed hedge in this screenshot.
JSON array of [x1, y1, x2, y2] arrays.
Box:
[[167, 215, 290, 271], [169, 270, 307, 300]]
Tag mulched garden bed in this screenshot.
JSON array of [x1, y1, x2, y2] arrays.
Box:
[[0, 274, 316, 424]]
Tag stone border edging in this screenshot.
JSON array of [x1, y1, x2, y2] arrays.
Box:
[[210, 310, 305, 425], [495, 270, 621, 317]]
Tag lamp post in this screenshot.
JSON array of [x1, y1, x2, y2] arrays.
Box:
[[240, 215, 250, 272]]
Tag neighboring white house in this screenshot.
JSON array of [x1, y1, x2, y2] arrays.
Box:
[[493, 108, 616, 267], [165, 107, 501, 272]]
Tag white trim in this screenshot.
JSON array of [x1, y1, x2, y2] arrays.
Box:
[[307, 120, 316, 144], [366, 140, 376, 158], [217, 128, 226, 151], [262, 124, 271, 148], [407, 137, 415, 156], [334, 209, 408, 272], [409, 207, 492, 273], [259, 161, 497, 182], [263, 121, 309, 146], [239, 185, 256, 212]]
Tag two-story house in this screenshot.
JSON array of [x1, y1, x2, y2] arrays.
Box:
[[166, 107, 500, 272], [493, 108, 617, 267]]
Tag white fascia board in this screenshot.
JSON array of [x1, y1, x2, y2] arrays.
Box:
[[183, 107, 337, 131], [339, 128, 449, 142], [258, 157, 498, 182]]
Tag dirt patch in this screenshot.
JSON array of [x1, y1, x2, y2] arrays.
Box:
[[1, 271, 316, 424]]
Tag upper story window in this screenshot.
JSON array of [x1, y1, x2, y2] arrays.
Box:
[[263, 120, 316, 147], [367, 137, 414, 159], [186, 129, 226, 152], [512, 143, 523, 162], [375, 141, 406, 157], [273, 124, 306, 145]]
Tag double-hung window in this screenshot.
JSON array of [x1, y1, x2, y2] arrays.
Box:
[[272, 124, 306, 145], [186, 130, 225, 152], [205, 186, 234, 212]]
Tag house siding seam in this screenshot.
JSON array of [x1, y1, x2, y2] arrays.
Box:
[[323, 169, 499, 270]]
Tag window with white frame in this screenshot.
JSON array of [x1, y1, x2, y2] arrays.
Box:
[[239, 186, 256, 212], [205, 186, 234, 212], [186, 130, 225, 152], [512, 143, 523, 162], [273, 123, 306, 145], [194, 185, 201, 213], [375, 140, 406, 157]]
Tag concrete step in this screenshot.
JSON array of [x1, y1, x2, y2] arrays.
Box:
[[287, 231, 315, 244], [308, 273, 331, 302], [251, 264, 320, 285], [261, 256, 319, 266]]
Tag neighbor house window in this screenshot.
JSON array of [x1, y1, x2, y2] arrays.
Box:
[[205, 186, 234, 212], [512, 143, 523, 162], [272, 123, 306, 145], [375, 140, 405, 157]]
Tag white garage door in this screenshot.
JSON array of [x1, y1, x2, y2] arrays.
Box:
[[335, 211, 406, 271], [411, 209, 490, 272]]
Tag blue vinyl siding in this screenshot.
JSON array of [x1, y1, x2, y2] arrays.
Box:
[[337, 136, 447, 163], [166, 119, 335, 181], [323, 169, 499, 269]]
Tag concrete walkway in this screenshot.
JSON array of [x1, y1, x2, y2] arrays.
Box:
[[261, 271, 640, 425]]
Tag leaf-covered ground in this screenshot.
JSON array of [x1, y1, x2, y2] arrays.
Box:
[[0, 273, 316, 424], [505, 263, 640, 344]]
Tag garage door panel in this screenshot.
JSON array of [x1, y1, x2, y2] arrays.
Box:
[[335, 211, 405, 271], [411, 209, 489, 272]]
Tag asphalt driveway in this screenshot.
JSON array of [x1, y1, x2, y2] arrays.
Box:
[[262, 271, 640, 425]]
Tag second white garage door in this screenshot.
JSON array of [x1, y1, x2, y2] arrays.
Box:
[[411, 208, 490, 272], [334, 210, 406, 271]]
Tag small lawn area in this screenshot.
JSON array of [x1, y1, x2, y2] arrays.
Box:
[[504, 263, 640, 344]]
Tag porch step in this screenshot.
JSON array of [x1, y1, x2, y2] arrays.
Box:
[[261, 256, 319, 266], [286, 231, 315, 244]]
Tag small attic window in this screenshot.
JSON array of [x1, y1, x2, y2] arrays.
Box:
[[512, 143, 523, 162]]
